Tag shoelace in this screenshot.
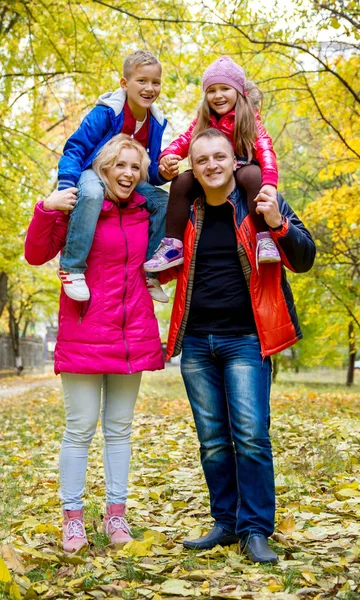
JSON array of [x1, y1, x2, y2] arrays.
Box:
[[106, 515, 132, 535], [153, 241, 169, 258], [255, 238, 277, 271], [66, 518, 86, 539]]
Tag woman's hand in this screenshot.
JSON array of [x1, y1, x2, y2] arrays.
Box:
[[43, 188, 78, 213], [159, 154, 182, 180]]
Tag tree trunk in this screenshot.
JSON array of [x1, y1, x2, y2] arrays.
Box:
[[0, 272, 8, 318], [346, 320, 356, 387], [8, 300, 23, 375], [272, 356, 279, 383], [291, 347, 299, 373]]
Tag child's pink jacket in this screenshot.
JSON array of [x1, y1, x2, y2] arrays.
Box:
[[25, 194, 164, 375], [160, 111, 278, 187]]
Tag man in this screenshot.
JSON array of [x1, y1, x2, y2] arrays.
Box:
[[163, 129, 315, 563]]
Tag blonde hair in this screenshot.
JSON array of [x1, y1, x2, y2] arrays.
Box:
[[192, 81, 263, 162], [123, 50, 161, 79], [93, 134, 150, 202]]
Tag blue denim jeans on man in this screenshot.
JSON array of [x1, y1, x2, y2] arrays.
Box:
[[180, 333, 274, 541], [60, 168, 168, 273]]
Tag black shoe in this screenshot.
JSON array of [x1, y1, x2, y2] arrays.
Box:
[[183, 525, 239, 550], [242, 535, 278, 564]]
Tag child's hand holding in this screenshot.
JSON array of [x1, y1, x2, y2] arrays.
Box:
[[254, 185, 282, 229], [159, 154, 182, 180], [255, 185, 277, 205], [43, 188, 78, 213]]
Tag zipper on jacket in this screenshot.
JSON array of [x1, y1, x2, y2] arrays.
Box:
[[243, 221, 253, 249], [120, 212, 132, 373], [78, 295, 91, 324]]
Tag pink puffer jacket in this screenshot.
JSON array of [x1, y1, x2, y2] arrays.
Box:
[[25, 193, 164, 375], [160, 111, 278, 188]]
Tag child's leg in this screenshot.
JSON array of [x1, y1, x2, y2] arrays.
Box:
[[135, 182, 169, 303], [235, 165, 280, 266], [166, 170, 201, 241], [60, 169, 105, 273], [235, 164, 267, 232], [143, 171, 200, 275], [135, 181, 168, 262]]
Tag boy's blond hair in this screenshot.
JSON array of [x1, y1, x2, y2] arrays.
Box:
[[123, 50, 161, 79], [93, 134, 150, 202]]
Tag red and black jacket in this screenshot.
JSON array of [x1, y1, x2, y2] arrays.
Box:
[[163, 187, 315, 360]]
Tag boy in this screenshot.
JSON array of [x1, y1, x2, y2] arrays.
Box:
[[57, 50, 172, 302]]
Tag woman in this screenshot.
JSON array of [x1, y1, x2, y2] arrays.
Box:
[[25, 134, 164, 552]]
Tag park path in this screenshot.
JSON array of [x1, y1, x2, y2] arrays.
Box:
[[0, 374, 60, 399]]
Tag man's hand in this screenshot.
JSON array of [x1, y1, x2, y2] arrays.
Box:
[[159, 154, 182, 181], [254, 186, 282, 229], [43, 188, 78, 213]]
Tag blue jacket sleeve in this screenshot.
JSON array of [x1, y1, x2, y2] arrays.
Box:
[[147, 117, 168, 187], [58, 106, 113, 189], [272, 194, 316, 273], [148, 164, 168, 186]]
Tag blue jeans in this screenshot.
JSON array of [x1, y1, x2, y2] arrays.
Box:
[[60, 169, 168, 273], [180, 333, 274, 541]]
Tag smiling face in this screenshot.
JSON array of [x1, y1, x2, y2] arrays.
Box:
[[206, 84, 238, 116], [105, 148, 142, 200], [191, 135, 236, 196], [120, 64, 162, 120]]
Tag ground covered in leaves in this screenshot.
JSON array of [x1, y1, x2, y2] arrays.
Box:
[[1, 369, 360, 600]]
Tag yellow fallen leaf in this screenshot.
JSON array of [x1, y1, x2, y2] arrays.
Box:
[[0, 545, 25, 575], [335, 481, 358, 491], [9, 582, 22, 600], [33, 582, 49, 593], [123, 538, 154, 557], [66, 575, 88, 587], [301, 570, 317, 584], [160, 578, 194, 596], [334, 488, 360, 500], [184, 525, 203, 540], [144, 530, 167, 544], [277, 514, 295, 535], [18, 517, 40, 530], [33, 523, 61, 536], [267, 582, 283, 592], [0, 557, 12, 583], [299, 504, 321, 514]]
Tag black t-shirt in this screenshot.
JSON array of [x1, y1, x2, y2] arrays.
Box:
[[186, 201, 257, 336]]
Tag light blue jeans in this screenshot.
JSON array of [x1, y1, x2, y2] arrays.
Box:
[[59, 372, 142, 510], [60, 168, 168, 273]]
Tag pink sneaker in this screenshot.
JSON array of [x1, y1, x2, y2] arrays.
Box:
[[144, 237, 184, 272], [256, 232, 281, 269], [62, 509, 88, 553], [104, 504, 133, 545]]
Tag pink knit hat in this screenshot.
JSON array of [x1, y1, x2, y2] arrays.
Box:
[[202, 56, 246, 95]]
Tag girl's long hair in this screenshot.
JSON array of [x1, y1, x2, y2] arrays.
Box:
[[192, 80, 263, 162]]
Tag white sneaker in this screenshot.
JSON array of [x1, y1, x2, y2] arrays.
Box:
[[146, 277, 169, 303], [58, 268, 90, 301]]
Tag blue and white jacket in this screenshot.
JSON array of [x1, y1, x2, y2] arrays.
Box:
[[58, 89, 168, 190]]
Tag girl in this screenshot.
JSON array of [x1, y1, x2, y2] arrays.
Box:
[[25, 135, 164, 552], [144, 56, 280, 272]]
